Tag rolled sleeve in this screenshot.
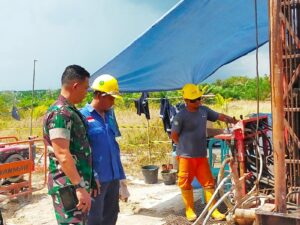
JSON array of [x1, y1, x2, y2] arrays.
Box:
[[47, 111, 71, 140], [49, 128, 70, 140]]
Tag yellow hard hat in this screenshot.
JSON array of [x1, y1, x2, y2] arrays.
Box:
[[91, 74, 122, 98], [182, 83, 203, 100]]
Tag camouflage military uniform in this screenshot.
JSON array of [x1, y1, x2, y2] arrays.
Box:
[[43, 95, 93, 225]]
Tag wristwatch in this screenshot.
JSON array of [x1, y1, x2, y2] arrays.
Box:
[[74, 178, 86, 189]]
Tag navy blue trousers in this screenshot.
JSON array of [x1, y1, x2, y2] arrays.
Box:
[[88, 179, 120, 225]]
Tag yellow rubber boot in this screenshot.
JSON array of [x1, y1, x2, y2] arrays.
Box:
[[203, 188, 225, 221], [181, 189, 197, 222]]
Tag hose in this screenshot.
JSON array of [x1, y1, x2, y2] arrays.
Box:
[[286, 190, 300, 204], [243, 137, 265, 193], [192, 174, 232, 225], [235, 143, 263, 208], [217, 157, 234, 208], [202, 191, 232, 225], [286, 190, 300, 199], [217, 142, 264, 216], [251, 140, 264, 191], [241, 195, 273, 209]]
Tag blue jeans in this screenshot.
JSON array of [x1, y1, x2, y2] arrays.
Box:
[[88, 180, 120, 225]]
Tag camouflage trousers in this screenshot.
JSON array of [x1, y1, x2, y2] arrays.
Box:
[[51, 194, 87, 225]]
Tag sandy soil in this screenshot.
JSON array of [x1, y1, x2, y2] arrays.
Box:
[[0, 148, 229, 225], [1, 176, 206, 225]]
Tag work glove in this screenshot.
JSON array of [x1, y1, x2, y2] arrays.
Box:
[[119, 179, 130, 202]]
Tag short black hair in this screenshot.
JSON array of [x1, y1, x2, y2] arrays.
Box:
[[61, 65, 90, 85], [93, 91, 100, 97], [93, 91, 106, 98]]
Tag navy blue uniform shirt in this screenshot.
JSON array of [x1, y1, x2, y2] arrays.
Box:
[[80, 104, 126, 183]]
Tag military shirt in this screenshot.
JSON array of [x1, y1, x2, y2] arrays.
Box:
[[43, 95, 93, 195]]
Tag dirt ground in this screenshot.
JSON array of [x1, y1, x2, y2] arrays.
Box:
[[1, 175, 225, 225]]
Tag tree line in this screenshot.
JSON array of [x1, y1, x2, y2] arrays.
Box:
[[0, 75, 270, 120]]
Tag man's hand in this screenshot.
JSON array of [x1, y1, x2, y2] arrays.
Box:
[[119, 179, 130, 202], [76, 188, 91, 213], [170, 131, 179, 144], [219, 114, 238, 124], [91, 180, 101, 198], [231, 116, 238, 124]]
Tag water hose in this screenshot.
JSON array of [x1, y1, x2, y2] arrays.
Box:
[[192, 174, 232, 225], [202, 191, 232, 225], [217, 157, 234, 208]]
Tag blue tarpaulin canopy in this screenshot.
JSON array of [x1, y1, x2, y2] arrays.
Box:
[[91, 0, 269, 92]]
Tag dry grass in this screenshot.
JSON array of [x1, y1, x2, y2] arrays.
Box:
[[114, 106, 172, 177], [0, 118, 43, 140], [215, 100, 271, 118], [0, 100, 271, 177], [115, 100, 271, 176]]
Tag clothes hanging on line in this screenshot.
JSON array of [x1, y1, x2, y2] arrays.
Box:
[[11, 105, 20, 121], [160, 98, 185, 134], [134, 92, 150, 120], [160, 98, 185, 153], [160, 98, 175, 133], [175, 102, 186, 112]]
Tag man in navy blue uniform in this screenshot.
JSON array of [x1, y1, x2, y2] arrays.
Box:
[[80, 74, 128, 225]]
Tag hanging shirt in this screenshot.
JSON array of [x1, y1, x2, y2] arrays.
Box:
[[11, 106, 20, 121], [160, 99, 185, 134], [134, 92, 150, 120], [160, 98, 175, 133], [80, 104, 126, 183]]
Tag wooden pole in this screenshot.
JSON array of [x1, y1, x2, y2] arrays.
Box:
[[269, 0, 286, 213]]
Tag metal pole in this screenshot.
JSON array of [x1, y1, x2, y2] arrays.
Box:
[[30, 59, 37, 137], [269, 0, 286, 213], [147, 119, 151, 164]]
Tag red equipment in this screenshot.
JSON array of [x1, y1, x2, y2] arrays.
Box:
[[215, 115, 272, 195], [0, 136, 47, 201]]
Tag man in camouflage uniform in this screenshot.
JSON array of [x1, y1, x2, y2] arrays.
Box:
[[43, 65, 97, 225]]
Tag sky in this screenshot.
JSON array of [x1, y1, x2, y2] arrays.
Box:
[[0, 0, 269, 91]]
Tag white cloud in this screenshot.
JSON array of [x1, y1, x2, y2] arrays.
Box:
[[206, 43, 270, 82]]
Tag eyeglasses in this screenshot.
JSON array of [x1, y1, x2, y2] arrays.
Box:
[[189, 97, 201, 103]]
